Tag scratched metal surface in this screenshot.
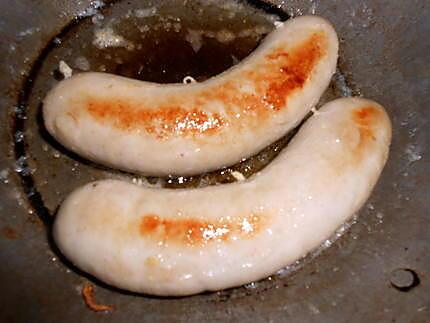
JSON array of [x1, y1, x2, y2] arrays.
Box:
[[0, 0, 429, 322]]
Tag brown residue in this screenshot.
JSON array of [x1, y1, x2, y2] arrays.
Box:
[[82, 283, 115, 313], [85, 32, 326, 139], [1, 226, 18, 240], [139, 213, 265, 246]]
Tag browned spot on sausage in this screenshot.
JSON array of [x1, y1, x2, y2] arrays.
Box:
[[87, 102, 224, 139], [341, 105, 384, 166], [264, 32, 326, 110], [1, 226, 18, 240], [84, 32, 327, 139], [139, 213, 266, 246], [353, 106, 380, 144], [199, 32, 327, 118], [326, 105, 384, 176]]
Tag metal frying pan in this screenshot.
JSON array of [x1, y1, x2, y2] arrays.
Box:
[[0, 0, 429, 321]]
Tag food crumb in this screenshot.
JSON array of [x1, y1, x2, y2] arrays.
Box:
[[93, 27, 133, 50], [311, 107, 320, 115], [74, 56, 91, 71], [0, 168, 10, 184], [215, 29, 235, 43], [231, 170, 246, 181], [183, 76, 197, 84], [78, 0, 105, 18], [131, 177, 146, 186], [134, 7, 157, 18], [81, 283, 115, 313], [59, 60, 73, 79], [274, 21, 284, 29], [185, 29, 203, 53]]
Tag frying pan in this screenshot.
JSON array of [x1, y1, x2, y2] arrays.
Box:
[[0, 0, 429, 322]]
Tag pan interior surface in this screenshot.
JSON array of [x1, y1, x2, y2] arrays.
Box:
[[0, 0, 429, 322], [15, 0, 293, 217]]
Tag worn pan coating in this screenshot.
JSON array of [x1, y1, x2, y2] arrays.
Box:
[[0, 0, 429, 322]]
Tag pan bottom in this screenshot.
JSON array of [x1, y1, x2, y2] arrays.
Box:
[[13, 0, 359, 297]]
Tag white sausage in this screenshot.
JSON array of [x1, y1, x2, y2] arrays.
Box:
[[43, 16, 339, 176], [53, 98, 392, 296]]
